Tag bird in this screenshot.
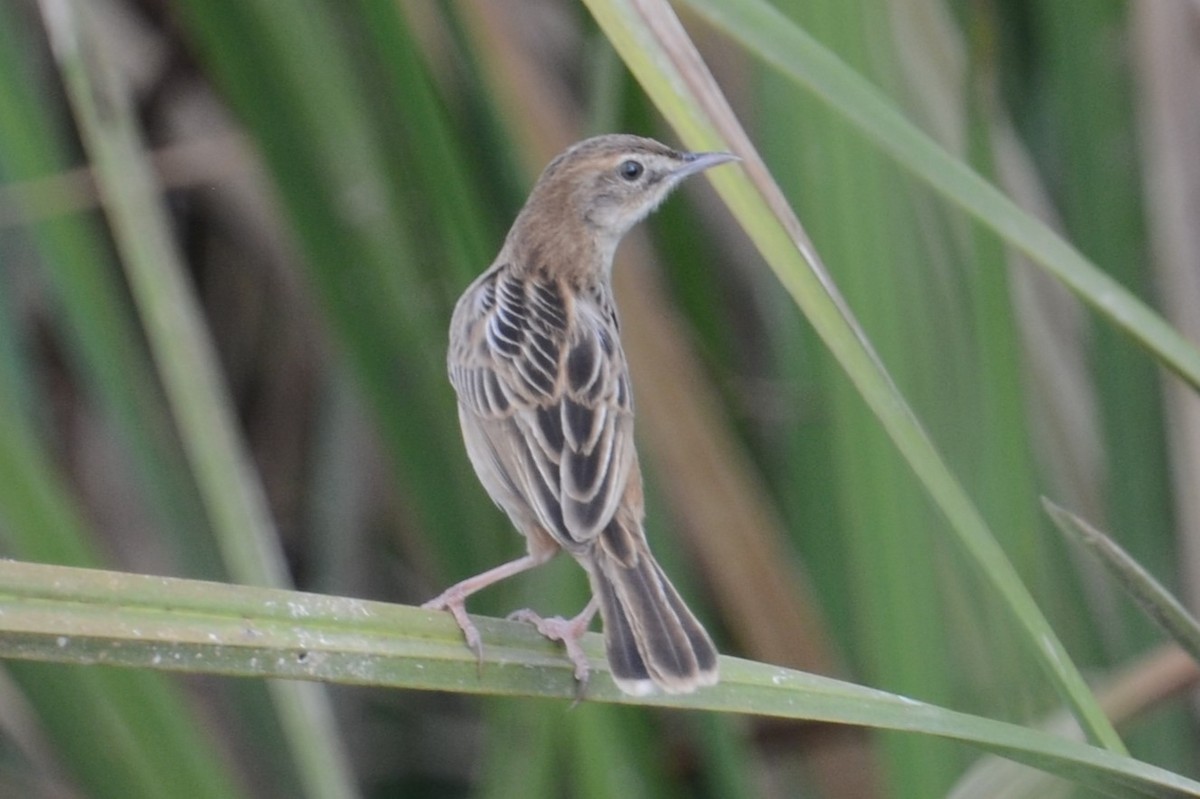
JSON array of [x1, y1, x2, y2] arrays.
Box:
[[424, 134, 736, 696]]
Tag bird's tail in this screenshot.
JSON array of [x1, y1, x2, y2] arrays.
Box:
[[585, 519, 718, 695]]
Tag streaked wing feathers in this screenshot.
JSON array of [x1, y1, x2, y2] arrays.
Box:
[[449, 266, 634, 548]]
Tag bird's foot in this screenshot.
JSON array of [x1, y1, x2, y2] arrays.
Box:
[[508, 608, 593, 699], [423, 591, 484, 673]]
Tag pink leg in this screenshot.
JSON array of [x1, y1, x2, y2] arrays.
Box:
[[422, 552, 552, 661], [509, 596, 600, 696]]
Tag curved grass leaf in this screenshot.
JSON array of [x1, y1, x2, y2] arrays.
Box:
[[0, 560, 1195, 799], [683, 0, 1200, 391]]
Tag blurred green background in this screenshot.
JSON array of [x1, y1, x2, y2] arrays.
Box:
[[0, 0, 1197, 797]]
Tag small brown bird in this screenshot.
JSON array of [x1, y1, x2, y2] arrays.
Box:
[[424, 134, 736, 695]]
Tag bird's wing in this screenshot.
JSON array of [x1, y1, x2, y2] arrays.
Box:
[[449, 265, 635, 548]]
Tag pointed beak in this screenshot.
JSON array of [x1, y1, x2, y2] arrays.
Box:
[[673, 150, 740, 180]]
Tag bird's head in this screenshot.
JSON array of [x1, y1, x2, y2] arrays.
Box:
[[508, 134, 738, 271]]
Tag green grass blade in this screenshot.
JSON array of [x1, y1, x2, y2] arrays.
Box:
[[353, 0, 498, 284], [40, 0, 289, 588], [581, 0, 1125, 754], [39, 2, 357, 796], [170, 0, 497, 576], [0, 0, 219, 577], [1022, 7, 1192, 769], [0, 559, 1194, 799], [683, 0, 1200, 392], [757, 0, 1015, 791], [1031, 0, 1172, 567], [1045, 500, 1200, 663], [0, 320, 241, 799]]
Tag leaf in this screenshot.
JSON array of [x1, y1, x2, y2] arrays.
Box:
[[0, 560, 1195, 799], [1045, 500, 1200, 664]]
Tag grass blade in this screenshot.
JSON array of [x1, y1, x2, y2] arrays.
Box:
[[683, 0, 1200, 391], [0, 559, 1194, 799], [38, 1, 357, 796], [0, 0, 219, 577], [170, 0, 498, 578], [1045, 500, 1200, 663]]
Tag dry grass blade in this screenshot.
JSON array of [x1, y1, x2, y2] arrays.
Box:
[[0, 132, 254, 228], [1133, 1, 1200, 613]]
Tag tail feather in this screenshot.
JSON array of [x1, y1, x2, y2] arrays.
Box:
[[590, 571, 654, 694], [659, 569, 719, 675], [587, 523, 718, 695]]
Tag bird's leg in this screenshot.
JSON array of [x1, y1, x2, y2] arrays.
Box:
[[423, 552, 551, 666], [508, 596, 600, 697]]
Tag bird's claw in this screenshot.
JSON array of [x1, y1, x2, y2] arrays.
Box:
[[508, 608, 591, 700], [424, 593, 485, 675]]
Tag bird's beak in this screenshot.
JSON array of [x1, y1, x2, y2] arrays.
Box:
[[674, 150, 740, 180]]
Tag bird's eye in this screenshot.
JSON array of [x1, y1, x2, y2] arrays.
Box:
[[618, 160, 644, 181]]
